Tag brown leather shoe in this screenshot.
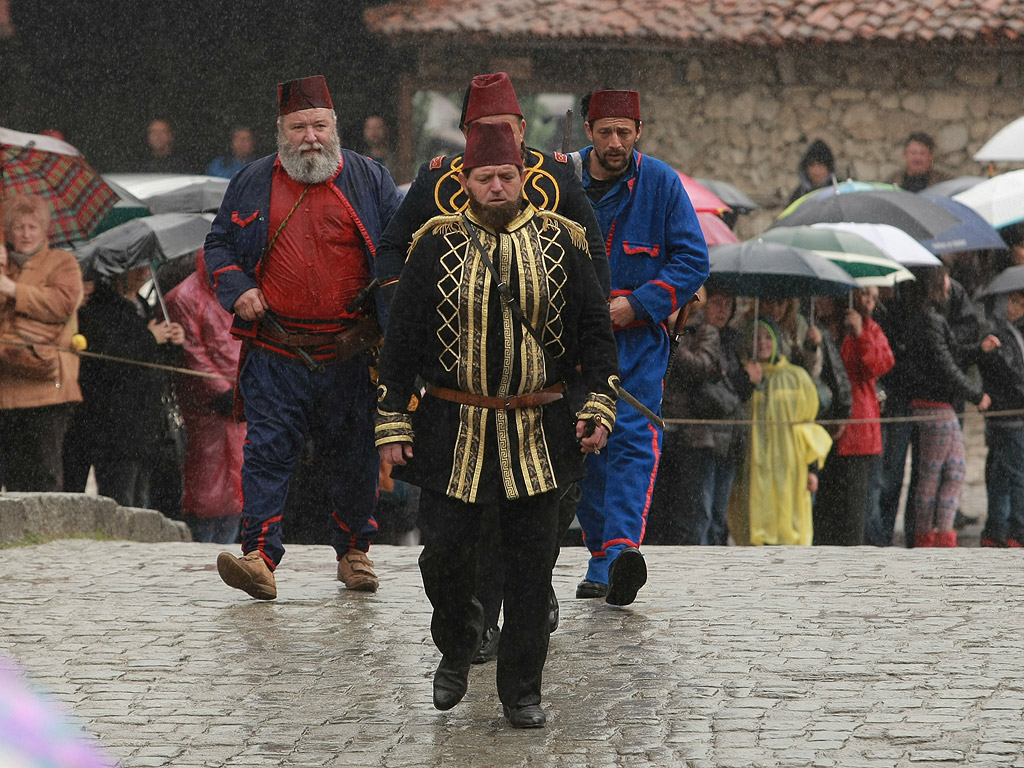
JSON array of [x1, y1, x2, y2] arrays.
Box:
[[217, 551, 277, 600], [337, 549, 379, 592]]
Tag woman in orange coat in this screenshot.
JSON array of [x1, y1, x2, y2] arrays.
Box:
[[0, 195, 83, 491]]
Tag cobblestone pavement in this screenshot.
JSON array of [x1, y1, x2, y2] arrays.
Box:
[[2, 540, 1024, 767]]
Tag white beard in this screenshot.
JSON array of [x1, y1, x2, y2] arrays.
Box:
[[277, 128, 342, 184]]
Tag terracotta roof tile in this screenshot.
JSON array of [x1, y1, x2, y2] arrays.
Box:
[[365, 0, 1024, 46]]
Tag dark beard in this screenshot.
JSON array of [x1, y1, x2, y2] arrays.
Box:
[[277, 127, 342, 183], [467, 195, 523, 231]]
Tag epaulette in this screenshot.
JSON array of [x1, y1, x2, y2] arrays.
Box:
[[408, 212, 463, 258], [429, 155, 446, 170], [536, 210, 590, 256], [553, 151, 568, 163]]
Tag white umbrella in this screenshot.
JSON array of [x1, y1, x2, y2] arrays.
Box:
[[809, 222, 942, 268], [973, 115, 1024, 162], [103, 173, 229, 214], [953, 170, 1024, 229]]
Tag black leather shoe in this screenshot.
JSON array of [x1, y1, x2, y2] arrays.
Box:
[[548, 587, 559, 633], [472, 626, 500, 665], [606, 547, 647, 606], [433, 655, 472, 710], [503, 704, 546, 728], [575, 578, 609, 599]]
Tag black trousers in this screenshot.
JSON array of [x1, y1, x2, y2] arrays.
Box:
[[814, 450, 873, 545], [418, 486, 560, 708], [474, 482, 579, 629], [0, 403, 73, 492]]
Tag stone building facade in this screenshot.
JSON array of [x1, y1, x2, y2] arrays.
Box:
[[366, 1, 1024, 237]]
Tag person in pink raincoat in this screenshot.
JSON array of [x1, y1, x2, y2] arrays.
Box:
[[164, 250, 245, 543]]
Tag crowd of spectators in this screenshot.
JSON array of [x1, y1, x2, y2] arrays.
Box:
[[2, 128, 1022, 551]]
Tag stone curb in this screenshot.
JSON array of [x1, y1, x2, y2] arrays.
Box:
[[0, 493, 191, 546]]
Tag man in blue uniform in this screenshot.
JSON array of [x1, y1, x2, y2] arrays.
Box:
[[573, 89, 709, 606], [204, 75, 401, 600]]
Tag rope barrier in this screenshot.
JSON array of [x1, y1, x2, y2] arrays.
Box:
[[3, 337, 1020, 425], [663, 407, 1024, 427], [0, 338, 232, 381]]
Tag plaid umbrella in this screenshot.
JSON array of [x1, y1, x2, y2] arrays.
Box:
[[0, 127, 118, 247]]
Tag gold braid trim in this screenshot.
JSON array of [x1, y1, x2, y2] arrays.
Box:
[[577, 393, 617, 433], [536, 210, 590, 257], [375, 409, 414, 447], [407, 213, 464, 261]]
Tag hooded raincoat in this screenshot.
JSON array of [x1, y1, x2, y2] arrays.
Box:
[[728, 322, 832, 545]]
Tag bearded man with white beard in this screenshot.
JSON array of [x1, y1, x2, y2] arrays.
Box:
[[204, 75, 401, 600]]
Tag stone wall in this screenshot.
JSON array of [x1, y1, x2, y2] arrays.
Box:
[[635, 45, 1024, 238], [406, 42, 1024, 240]]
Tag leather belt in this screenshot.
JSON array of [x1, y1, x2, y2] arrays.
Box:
[[260, 329, 341, 347], [425, 382, 564, 410]]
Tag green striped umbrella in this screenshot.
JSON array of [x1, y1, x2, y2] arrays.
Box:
[[760, 225, 914, 287]]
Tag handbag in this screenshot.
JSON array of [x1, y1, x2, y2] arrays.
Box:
[[689, 375, 742, 420], [0, 313, 63, 380]]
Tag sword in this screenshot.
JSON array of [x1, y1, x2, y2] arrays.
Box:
[[561, 109, 574, 154], [615, 383, 666, 431], [261, 311, 324, 373]]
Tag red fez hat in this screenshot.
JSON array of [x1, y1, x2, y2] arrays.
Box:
[[461, 72, 523, 128], [587, 90, 641, 123], [278, 75, 333, 116], [462, 121, 524, 172]]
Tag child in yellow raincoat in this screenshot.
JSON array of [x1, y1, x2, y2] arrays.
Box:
[[728, 319, 833, 545]]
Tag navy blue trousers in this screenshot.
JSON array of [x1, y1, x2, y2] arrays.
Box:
[[239, 350, 378, 567]]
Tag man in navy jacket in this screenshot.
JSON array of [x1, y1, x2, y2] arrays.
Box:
[[205, 75, 401, 600]]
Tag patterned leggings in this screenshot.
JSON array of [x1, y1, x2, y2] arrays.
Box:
[[911, 405, 966, 535]]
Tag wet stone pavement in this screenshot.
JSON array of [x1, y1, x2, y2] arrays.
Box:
[[2, 540, 1024, 767]]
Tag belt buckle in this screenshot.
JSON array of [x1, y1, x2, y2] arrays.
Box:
[[504, 396, 513, 409]]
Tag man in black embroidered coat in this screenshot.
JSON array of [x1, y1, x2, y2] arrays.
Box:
[[375, 122, 617, 728], [375, 72, 610, 314]]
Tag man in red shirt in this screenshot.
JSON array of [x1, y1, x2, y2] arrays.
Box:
[[205, 75, 401, 599]]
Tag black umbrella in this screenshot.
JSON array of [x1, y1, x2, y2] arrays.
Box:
[[978, 265, 1024, 297], [76, 212, 213, 324], [76, 212, 214, 276], [771, 188, 960, 241], [922, 176, 986, 198], [695, 177, 759, 214], [708, 240, 859, 300]]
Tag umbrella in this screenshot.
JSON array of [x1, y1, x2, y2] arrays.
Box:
[[707, 240, 859, 299], [0, 126, 117, 246], [918, 193, 1008, 254], [772, 187, 960, 241], [76, 212, 214, 277], [809, 222, 942, 268], [696, 212, 739, 246], [953, 170, 1024, 229], [94, 177, 152, 234], [677, 172, 730, 215], [779, 180, 898, 218], [923, 176, 986, 198], [978, 265, 1024, 297], [760, 225, 913, 287], [103, 173, 229, 214], [973, 115, 1024, 162], [695, 178, 759, 214]]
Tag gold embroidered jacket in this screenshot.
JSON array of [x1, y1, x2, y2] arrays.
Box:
[[375, 148, 611, 316], [375, 206, 618, 504]]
